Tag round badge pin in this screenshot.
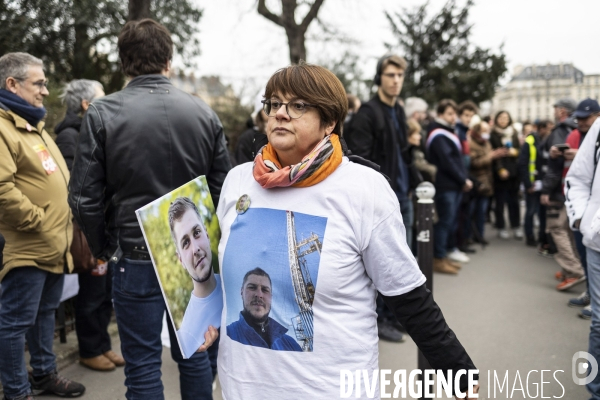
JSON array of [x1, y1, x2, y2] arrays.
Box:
[[236, 194, 251, 214]]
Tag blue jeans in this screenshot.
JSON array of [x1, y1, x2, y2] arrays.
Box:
[[524, 192, 548, 243], [466, 196, 489, 241], [398, 196, 414, 250], [112, 258, 213, 400], [434, 190, 463, 258], [0, 267, 64, 399], [586, 247, 600, 399]]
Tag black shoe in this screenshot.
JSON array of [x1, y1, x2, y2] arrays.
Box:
[[377, 321, 405, 342], [29, 372, 85, 398], [458, 246, 476, 254], [526, 237, 537, 247], [472, 237, 489, 245]]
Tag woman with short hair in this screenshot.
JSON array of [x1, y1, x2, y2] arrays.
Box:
[[216, 63, 478, 399]]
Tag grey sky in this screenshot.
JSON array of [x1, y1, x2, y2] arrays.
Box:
[[192, 0, 600, 98]]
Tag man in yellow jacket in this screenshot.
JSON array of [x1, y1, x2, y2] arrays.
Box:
[[0, 52, 85, 400]]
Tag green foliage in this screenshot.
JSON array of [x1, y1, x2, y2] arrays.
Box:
[[44, 80, 67, 136], [385, 0, 507, 106], [137, 177, 220, 328], [317, 50, 374, 101], [0, 0, 202, 93], [211, 97, 253, 153]]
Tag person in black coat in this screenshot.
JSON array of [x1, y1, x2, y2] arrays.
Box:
[[235, 110, 268, 164], [489, 111, 522, 240], [56, 79, 126, 372]]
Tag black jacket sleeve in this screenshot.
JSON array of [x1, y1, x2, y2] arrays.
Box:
[[382, 284, 477, 392], [345, 106, 375, 160], [429, 137, 467, 187], [68, 105, 108, 259], [518, 142, 532, 189], [206, 113, 232, 207], [541, 156, 564, 198], [55, 128, 78, 172]]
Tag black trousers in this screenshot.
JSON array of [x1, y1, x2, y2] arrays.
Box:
[[75, 270, 113, 358], [494, 186, 520, 229]]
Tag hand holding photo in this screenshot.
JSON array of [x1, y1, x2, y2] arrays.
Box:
[[136, 176, 223, 358]]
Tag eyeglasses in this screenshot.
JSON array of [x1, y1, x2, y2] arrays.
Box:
[[262, 99, 315, 119], [16, 78, 49, 90], [31, 79, 49, 90]]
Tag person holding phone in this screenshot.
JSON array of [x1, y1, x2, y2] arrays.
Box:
[[542, 99, 600, 294]]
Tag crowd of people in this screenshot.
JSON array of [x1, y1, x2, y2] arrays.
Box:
[[324, 54, 600, 345], [0, 16, 599, 400]]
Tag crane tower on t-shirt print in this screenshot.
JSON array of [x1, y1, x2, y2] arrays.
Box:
[[286, 210, 320, 352]]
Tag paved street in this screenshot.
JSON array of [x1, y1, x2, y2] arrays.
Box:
[[11, 229, 591, 399]]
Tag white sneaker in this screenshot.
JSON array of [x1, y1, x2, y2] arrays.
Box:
[[447, 249, 470, 263], [498, 229, 510, 239], [513, 228, 523, 240]]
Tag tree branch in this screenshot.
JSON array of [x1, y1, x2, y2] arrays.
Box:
[[299, 0, 324, 31], [257, 0, 283, 26]]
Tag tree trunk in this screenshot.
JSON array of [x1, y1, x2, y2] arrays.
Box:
[[285, 27, 306, 64], [128, 0, 151, 21], [72, 0, 90, 79], [257, 0, 324, 64]]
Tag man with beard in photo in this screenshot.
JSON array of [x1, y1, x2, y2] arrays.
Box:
[[169, 197, 222, 358], [227, 268, 302, 351]]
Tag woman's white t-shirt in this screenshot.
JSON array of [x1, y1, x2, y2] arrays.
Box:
[[216, 158, 426, 399]]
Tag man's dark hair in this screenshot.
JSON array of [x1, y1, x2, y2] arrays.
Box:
[[436, 99, 458, 115], [458, 100, 478, 116], [118, 19, 173, 77], [242, 267, 272, 289], [536, 119, 552, 131]]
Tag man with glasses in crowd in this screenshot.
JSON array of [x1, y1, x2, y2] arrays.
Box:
[[0, 52, 85, 400]]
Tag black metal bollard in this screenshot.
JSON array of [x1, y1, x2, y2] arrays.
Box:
[[415, 182, 435, 399]]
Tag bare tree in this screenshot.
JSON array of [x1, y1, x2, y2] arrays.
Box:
[[257, 0, 325, 64], [129, 0, 151, 20]]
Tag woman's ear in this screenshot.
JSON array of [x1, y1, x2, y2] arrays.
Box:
[[325, 121, 336, 135], [81, 99, 90, 112]]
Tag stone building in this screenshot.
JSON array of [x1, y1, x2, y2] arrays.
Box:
[[492, 64, 600, 122], [170, 69, 237, 109]]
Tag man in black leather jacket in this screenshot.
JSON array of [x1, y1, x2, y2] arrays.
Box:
[[68, 19, 230, 400]]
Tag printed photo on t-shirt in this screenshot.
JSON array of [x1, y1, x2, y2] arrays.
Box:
[[222, 208, 327, 352], [136, 176, 223, 359]]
